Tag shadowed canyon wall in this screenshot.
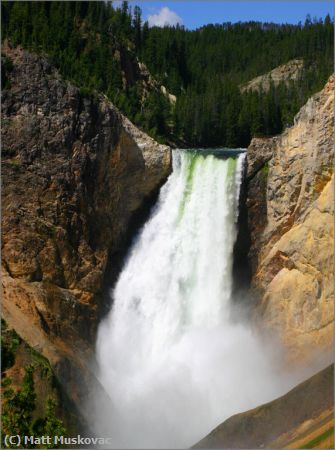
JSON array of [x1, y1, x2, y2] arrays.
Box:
[[1, 46, 171, 412], [194, 364, 334, 449]]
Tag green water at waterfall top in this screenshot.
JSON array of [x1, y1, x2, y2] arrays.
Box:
[[177, 152, 197, 224], [176, 148, 242, 224], [189, 148, 246, 159]]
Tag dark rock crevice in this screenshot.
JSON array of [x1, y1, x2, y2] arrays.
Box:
[[232, 154, 270, 302], [232, 162, 252, 298]]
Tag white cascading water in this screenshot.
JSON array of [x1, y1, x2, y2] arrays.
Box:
[[95, 150, 302, 449]]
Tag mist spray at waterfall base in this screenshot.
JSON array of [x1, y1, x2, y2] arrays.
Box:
[[93, 150, 307, 449]]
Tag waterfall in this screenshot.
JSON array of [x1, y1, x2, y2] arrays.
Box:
[[95, 150, 298, 449]]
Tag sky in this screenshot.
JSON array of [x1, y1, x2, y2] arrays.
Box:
[[125, 1, 334, 29]]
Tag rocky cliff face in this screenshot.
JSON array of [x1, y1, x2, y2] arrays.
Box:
[[245, 75, 334, 360], [1, 46, 171, 408], [119, 50, 176, 105]]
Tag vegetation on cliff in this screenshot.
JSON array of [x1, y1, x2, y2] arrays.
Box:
[[1, 321, 68, 449], [1, 1, 333, 147]]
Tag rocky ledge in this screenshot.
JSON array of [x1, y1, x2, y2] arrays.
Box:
[[245, 75, 334, 361], [1, 45, 171, 409]]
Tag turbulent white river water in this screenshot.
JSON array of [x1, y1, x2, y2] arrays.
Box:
[[95, 150, 304, 449]]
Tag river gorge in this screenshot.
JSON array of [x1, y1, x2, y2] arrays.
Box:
[[1, 44, 333, 449], [92, 149, 329, 448]]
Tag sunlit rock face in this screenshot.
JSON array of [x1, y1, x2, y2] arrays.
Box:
[[1, 45, 171, 407], [246, 75, 334, 361]]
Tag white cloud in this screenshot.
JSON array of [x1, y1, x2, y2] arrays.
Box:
[[148, 7, 183, 28]]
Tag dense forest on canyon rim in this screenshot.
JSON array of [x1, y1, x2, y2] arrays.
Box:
[[1, 1, 334, 147]]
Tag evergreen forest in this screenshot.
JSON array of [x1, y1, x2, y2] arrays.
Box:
[[1, 1, 334, 147]]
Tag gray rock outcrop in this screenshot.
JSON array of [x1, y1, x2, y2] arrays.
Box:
[[240, 59, 304, 93]]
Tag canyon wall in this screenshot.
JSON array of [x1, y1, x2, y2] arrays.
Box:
[[1, 46, 171, 410], [245, 75, 334, 360]]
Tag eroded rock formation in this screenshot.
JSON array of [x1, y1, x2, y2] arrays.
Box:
[[246, 75, 334, 360], [1, 46, 171, 408], [240, 59, 304, 93]]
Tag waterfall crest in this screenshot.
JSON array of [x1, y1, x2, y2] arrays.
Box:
[[95, 150, 296, 449]]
